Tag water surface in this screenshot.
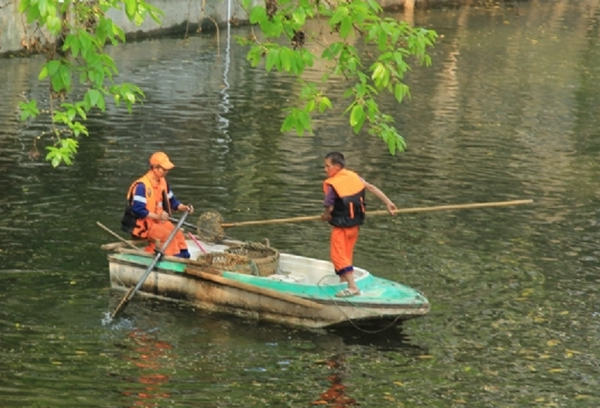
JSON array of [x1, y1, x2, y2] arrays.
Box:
[[1, 1, 600, 406]]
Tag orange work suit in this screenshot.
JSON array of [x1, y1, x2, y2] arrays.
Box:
[[125, 172, 188, 256]]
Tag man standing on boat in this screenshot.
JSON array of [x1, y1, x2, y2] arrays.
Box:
[[321, 152, 397, 297], [121, 152, 194, 258]]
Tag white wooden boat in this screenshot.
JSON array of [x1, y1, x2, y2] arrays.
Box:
[[104, 239, 429, 329]]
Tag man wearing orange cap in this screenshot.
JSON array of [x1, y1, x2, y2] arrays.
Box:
[[121, 152, 194, 258]]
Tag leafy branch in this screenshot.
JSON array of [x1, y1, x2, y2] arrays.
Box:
[[237, 0, 437, 154], [19, 0, 437, 166], [18, 0, 163, 167]]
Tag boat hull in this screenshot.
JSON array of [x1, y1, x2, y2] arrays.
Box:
[[108, 251, 429, 329]]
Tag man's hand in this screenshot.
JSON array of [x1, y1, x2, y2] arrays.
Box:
[[321, 211, 332, 222], [386, 202, 397, 215], [179, 204, 194, 214]]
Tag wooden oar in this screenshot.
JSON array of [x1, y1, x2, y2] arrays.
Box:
[[111, 211, 190, 318], [97, 221, 144, 252], [220, 199, 534, 228]]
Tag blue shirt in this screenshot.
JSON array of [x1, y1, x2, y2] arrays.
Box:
[[131, 182, 182, 218]]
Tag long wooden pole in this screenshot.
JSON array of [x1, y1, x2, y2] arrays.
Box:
[[219, 199, 533, 228], [185, 266, 323, 310]]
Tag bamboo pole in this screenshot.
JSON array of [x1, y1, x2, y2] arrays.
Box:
[[220, 199, 534, 228], [185, 266, 323, 310]]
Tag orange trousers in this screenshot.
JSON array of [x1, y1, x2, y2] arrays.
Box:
[[330, 226, 359, 275], [143, 221, 188, 256]]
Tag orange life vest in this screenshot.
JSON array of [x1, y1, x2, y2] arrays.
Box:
[[122, 172, 172, 238], [323, 169, 366, 227]]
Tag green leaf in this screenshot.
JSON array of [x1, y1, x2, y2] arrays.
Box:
[[249, 6, 266, 24], [394, 83, 407, 103], [318, 96, 332, 113], [350, 104, 365, 131], [281, 113, 297, 133], [247, 47, 263, 67], [291, 10, 306, 26], [97, 93, 106, 111], [38, 65, 48, 80], [51, 73, 63, 93], [125, 0, 137, 19], [38, 0, 47, 17], [59, 65, 71, 92], [75, 105, 88, 120], [67, 107, 76, 122], [298, 111, 311, 135], [330, 6, 349, 26], [47, 60, 61, 76], [265, 48, 280, 72], [339, 17, 353, 38], [86, 89, 101, 108], [26, 4, 40, 23], [280, 47, 293, 72], [372, 62, 385, 82], [18, 0, 30, 14], [19, 100, 39, 121], [378, 30, 388, 51], [46, 14, 61, 34]]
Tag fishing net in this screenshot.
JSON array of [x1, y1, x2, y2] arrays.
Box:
[[196, 210, 225, 242], [195, 241, 279, 277]]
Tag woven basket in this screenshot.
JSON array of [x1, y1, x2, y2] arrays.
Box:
[[225, 242, 280, 277], [195, 252, 259, 275]]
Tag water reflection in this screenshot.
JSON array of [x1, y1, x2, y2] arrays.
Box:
[[312, 355, 358, 407], [122, 329, 173, 407]]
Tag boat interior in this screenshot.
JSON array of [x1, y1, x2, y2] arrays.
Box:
[[186, 239, 368, 286]]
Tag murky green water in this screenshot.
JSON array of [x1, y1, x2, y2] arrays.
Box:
[[2, 1, 600, 406]]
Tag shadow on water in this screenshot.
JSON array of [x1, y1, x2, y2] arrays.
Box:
[[327, 324, 427, 353]]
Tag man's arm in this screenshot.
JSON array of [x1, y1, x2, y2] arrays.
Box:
[[364, 181, 397, 215], [321, 184, 336, 221], [167, 183, 194, 214]]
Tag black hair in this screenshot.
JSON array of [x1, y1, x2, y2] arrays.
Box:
[[325, 152, 345, 168]]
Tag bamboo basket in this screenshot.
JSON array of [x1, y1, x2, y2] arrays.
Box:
[[195, 242, 279, 276], [224, 242, 280, 277]]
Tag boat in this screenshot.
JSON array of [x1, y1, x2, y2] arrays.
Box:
[[103, 238, 430, 329]]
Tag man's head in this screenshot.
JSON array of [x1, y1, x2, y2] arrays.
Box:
[[324, 152, 345, 177], [149, 152, 175, 170]]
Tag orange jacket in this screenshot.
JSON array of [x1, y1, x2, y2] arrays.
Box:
[[323, 169, 366, 227], [123, 172, 172, 238]]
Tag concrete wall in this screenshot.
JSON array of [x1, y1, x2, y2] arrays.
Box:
[[0, 0, 261, 56], [0, 0, 501, 56]]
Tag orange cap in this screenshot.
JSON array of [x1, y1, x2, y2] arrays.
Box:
[[149, 152, 175, 169]]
